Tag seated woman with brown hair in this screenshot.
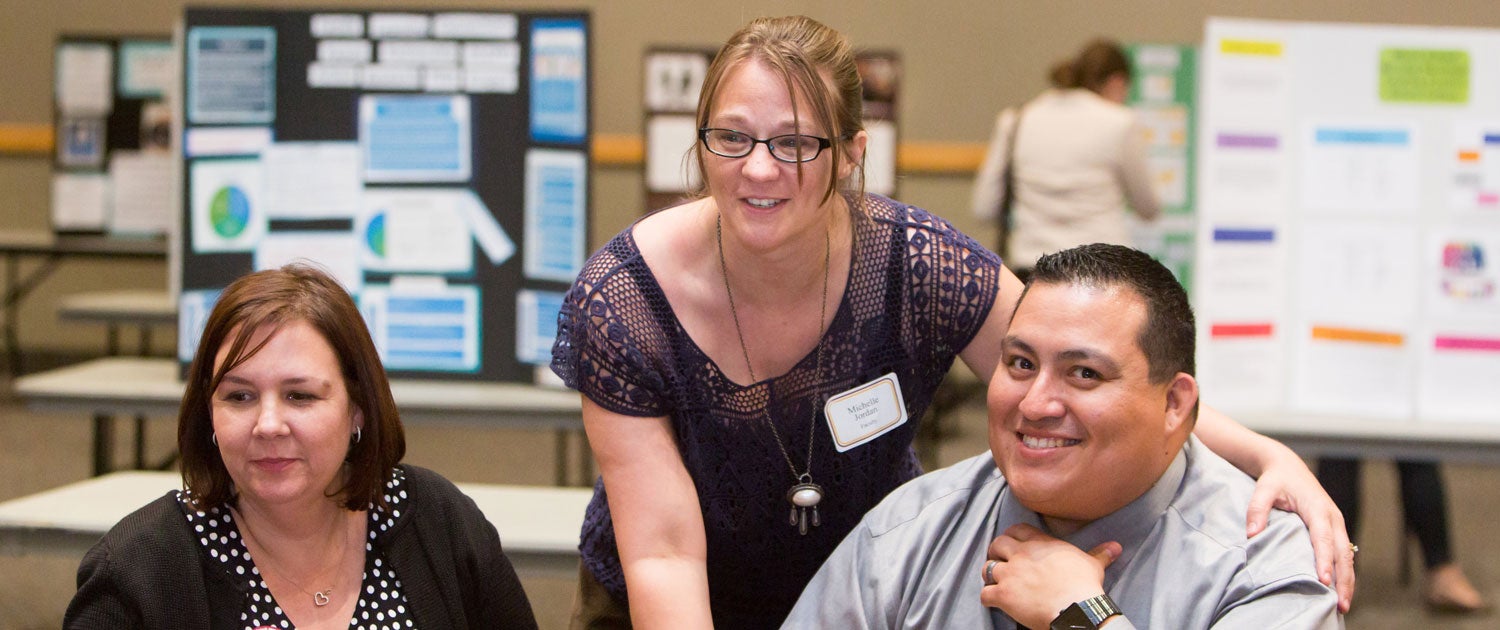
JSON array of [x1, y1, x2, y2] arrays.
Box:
[[65, 264, 538, 630]]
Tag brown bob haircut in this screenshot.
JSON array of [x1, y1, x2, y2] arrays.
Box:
[[693, 15, 867, 206], [178, 264, 406, 511], [1049, 38, 1132, 94]]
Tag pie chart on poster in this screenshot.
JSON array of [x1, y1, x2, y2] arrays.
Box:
[[209, 185, 251, 238], [366, 212, 387, 257]]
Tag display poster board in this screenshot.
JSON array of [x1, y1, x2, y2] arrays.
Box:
[[641, 48, 900, 213], [52, 35, 178, 235], [1125, 43, 1197, 293], [177, 8, 591, 385], [1197, 17, 1500, 423]]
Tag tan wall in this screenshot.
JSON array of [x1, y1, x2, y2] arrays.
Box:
[[3, 0, 1498, 357]]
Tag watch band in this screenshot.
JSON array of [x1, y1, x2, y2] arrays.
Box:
[[1050, 593, 1121, 630]]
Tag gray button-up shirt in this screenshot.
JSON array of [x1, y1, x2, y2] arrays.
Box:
[[783, 437, 1341, 629]]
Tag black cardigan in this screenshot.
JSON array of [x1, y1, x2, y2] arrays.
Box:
[[64, 464, 539, 629]]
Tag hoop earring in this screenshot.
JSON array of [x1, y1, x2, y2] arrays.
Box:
[[352, 427, 362, 445], [211, 433, 217, 447]]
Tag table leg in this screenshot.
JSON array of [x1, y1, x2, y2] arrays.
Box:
[[133, 414, 148, 469], [3, 253, 16, 374], [92, 413, 115, 476], [554, 429, 569, 486], [2, 252, 64, 375], [577, 430, 594, 486], [106, 324, 120, 356]]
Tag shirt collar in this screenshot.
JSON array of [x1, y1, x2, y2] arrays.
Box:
[[995, 437, 1194, 588]]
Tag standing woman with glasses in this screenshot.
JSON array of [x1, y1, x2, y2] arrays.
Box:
[[551, 16, 1355, 630]]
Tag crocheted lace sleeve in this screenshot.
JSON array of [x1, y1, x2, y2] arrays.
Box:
[[887, 199, 1002, 360], [549, 232, 675, 418]]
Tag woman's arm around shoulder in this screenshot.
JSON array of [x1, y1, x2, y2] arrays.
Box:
[[958, 265, 1026, 383], [1190, 405, 1355, 613], [583, 397, 712, 629]]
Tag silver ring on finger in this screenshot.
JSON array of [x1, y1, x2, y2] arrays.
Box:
[[983, 559, 1000, 586]]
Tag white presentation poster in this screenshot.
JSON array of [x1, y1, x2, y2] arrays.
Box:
[[1199, 17, 1500, 424]]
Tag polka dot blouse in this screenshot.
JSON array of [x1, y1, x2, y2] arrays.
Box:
[[178, 468, 417, 630]]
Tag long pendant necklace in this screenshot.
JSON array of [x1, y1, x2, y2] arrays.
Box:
[[237, 509, 350, 608], [717, 213, 831, 536]]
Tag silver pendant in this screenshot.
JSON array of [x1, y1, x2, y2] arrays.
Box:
[[786, 476, 824, 535], [314, 590, 331, 607]]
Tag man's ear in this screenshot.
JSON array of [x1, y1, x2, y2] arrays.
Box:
[[1163, 372, 1199, 436]]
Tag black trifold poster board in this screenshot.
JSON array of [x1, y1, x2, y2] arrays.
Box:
[[177, 7, 591, 384]]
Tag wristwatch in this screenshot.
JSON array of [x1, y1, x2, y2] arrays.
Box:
[[1050, 593, 1121, 630]]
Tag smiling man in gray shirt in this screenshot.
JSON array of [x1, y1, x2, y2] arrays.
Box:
[[783, 244, 1341, 629]]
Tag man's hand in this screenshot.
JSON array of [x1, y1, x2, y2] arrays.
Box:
[[979, 524, 1122, 629]]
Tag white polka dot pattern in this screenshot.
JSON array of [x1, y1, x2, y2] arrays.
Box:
[[177, 469, 417, 629]]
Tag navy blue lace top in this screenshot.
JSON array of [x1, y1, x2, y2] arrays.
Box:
[[550, 194, 1002, 629]]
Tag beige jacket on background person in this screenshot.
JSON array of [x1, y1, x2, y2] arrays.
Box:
[[972, 88, 1160, 268]]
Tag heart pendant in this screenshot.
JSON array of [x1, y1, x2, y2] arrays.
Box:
[[314, 591, 331, 607]]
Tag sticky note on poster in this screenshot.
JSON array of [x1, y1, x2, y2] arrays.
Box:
[[187, 27, 276, 124], [361, 280, 481, 373], [190, 159, 267, 252], [516, 289, 566, 365], [1379, 48, 1469, 105], [360, 94, 472, 183], [530, 18, 587, 144], [359, 188, 518, 274], [525, 149, 587, 282]]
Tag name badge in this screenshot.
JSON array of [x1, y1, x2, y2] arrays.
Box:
[[824, 373, 908, 452]]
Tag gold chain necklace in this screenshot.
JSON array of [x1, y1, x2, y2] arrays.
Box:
[[716, 212, 830, 535], [236, 508, 350, 608]]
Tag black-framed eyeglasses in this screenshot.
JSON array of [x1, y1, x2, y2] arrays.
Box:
[[698, 127, 833, 163]]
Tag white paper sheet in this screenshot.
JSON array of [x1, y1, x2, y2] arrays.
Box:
[[51, 173, 110, 232], [862, 119, 898, 197], [56, 43, 113, 115], [1418, 324, 1500, 423], [253, 231, 363, 293], [108, 151, 178, 235], [1300, 122, 1420, 214], [262, 142, 362, 219], [645, 115, 699, 193], [359, 188, 475, 274]]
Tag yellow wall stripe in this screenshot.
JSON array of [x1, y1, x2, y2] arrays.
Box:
[[0, 123, 53, 155]]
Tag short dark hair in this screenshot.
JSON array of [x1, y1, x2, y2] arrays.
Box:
[[178, 264, 406, 511], [1025, 243, 1194, 384]]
